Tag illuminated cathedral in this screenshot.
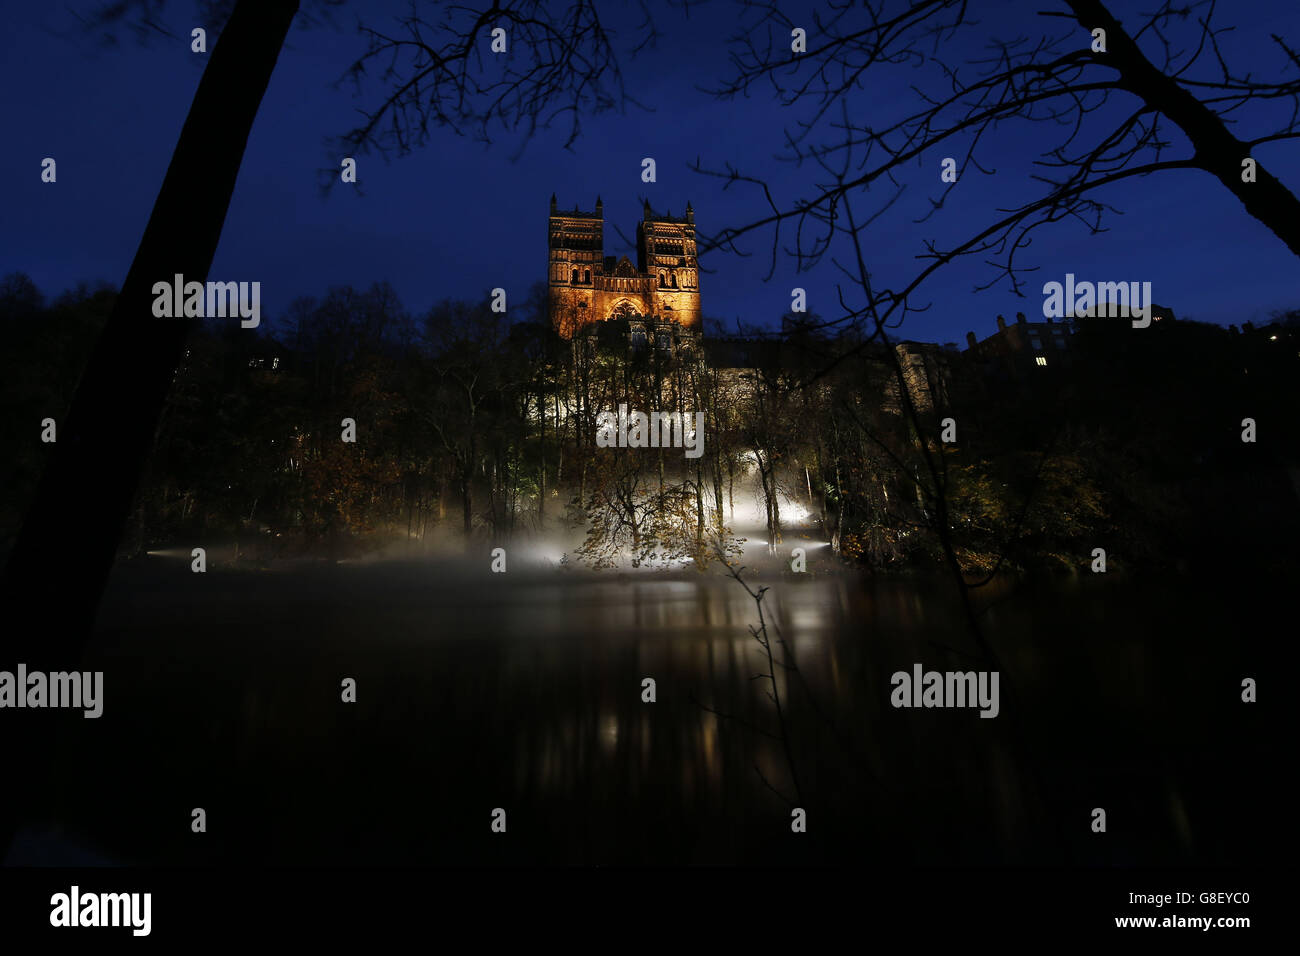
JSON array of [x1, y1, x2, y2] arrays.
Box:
[[548, 196, 702, 344]]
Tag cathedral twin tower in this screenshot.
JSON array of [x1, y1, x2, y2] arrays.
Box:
[[548, 195, 702, 340]]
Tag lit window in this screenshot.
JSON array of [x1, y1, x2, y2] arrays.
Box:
[[1035, 356, 1048, 366]]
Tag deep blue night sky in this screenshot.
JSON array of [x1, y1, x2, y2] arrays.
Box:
[[3, 0, 1298, 345]]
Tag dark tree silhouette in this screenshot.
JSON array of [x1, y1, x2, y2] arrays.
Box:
[[0, 0, 301, 860], [2, 0, 301, 651], [336, 0, 642, 159], [1, 0, 652, 648], [688, 0, 1300, 630], [697, 0, 1300, 306], [686, 0, 1299, 832], [0, 0, 650, 857]]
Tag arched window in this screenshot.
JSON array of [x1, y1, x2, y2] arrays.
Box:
[[659, 272, 666, 288], [572, 269, 579, 283], [670, 273, 678, 288], [584, 270, 591, 284]]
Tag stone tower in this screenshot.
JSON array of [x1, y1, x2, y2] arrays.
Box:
[[548, 195, 701, 339]]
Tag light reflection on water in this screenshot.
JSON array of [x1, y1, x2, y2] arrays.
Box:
[[51, 559, 1268, 865]]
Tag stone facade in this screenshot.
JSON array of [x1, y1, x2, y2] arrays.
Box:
[[548, 196, 702, 339]]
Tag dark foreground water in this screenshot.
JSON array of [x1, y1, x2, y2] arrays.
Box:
[[13, 557, 1274, 865]]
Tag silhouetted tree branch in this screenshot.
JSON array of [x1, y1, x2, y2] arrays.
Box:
[[695, 0, 1300, 313]]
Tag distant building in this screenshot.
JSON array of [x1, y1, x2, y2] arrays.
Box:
[[548, 196, 702, 340], [964, 311, 1075, 378]]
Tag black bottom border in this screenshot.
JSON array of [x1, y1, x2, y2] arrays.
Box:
[[0, 865, 1272, 942]]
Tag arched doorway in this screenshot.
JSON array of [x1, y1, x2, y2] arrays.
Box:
[[607, 299, 643, 322]]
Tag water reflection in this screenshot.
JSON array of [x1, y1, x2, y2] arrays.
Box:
[[40, 560, 1270, 866]]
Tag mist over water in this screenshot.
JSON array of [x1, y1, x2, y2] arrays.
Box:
[[10, 519, 1267, 866]]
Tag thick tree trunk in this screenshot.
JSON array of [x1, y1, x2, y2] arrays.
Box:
[[2, 0, 299, 648], [1069, 0, 1300, 258], [0, 0, 299, 856]]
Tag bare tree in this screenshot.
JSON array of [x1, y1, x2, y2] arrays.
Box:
[[697, 0, 1300, 325], [679, 2, 1300, 826], [687, 0, 1300, 641], [336, 0, 647, 160], [2, 0, 652, 649], [0, 0, 652, 858]]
